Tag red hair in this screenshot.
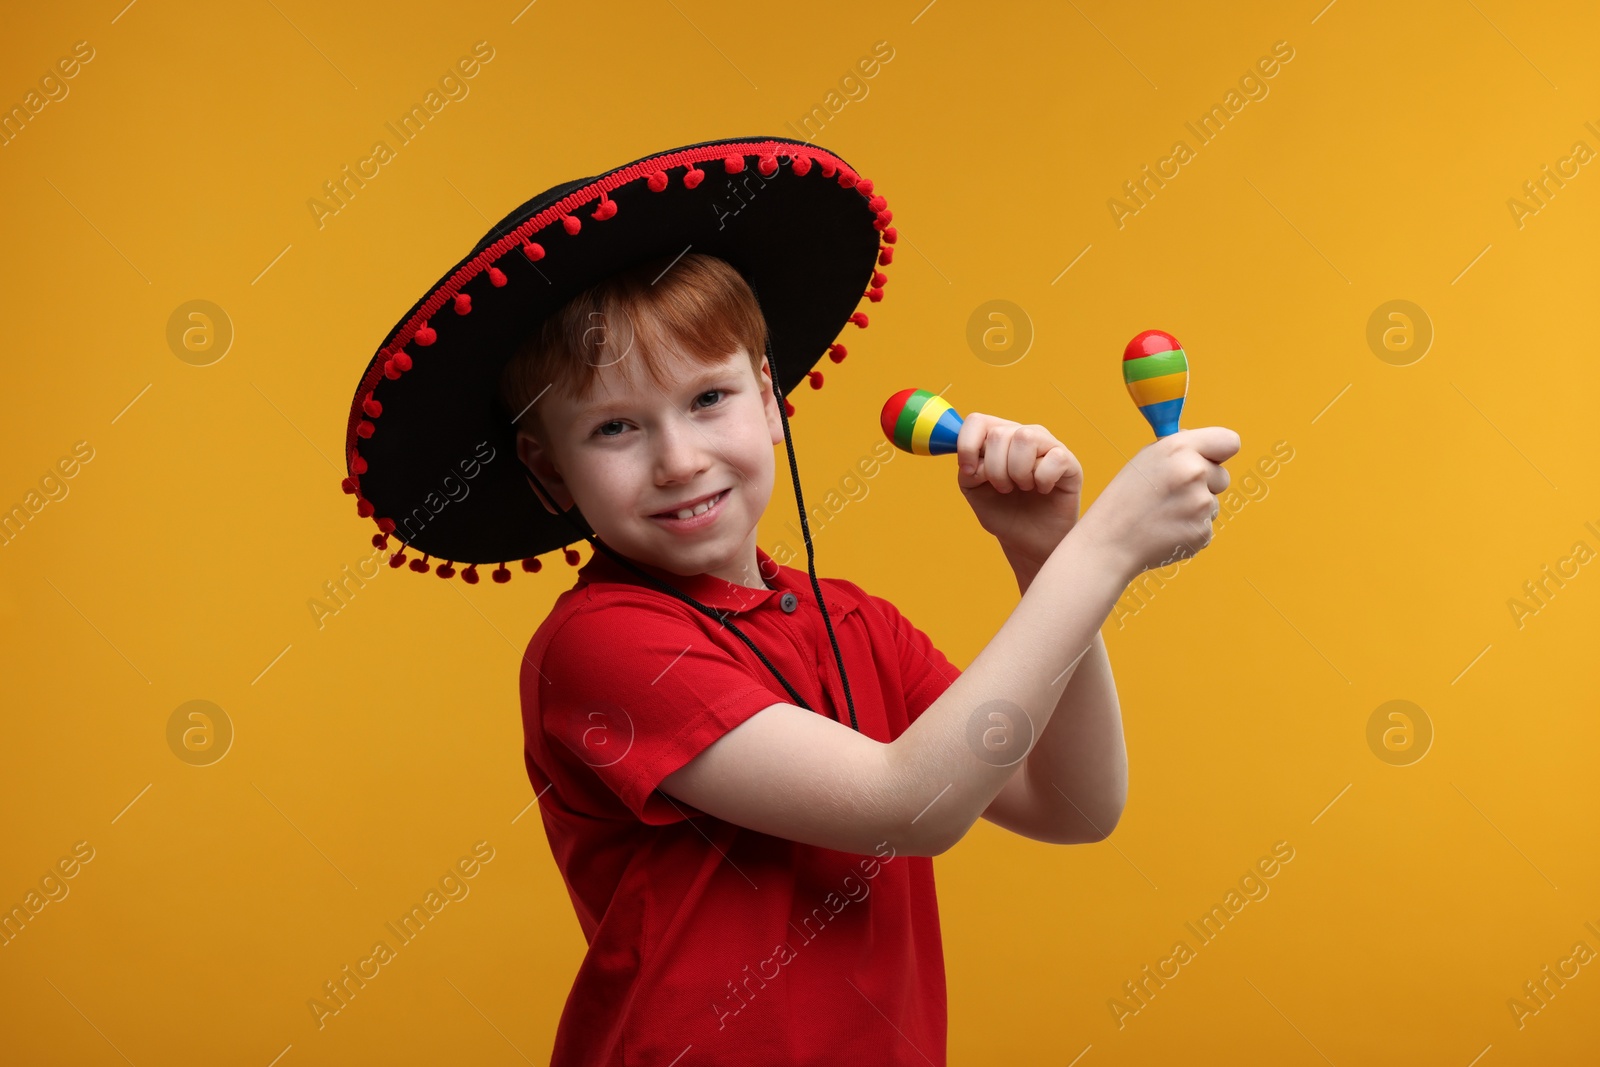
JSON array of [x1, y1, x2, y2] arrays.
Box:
[[498, 252, 768, 441]]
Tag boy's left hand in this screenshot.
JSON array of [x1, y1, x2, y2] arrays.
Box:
[[956, 413, 1084, 570]]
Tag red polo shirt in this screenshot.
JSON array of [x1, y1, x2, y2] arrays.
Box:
[[520, 544, 962, 1066]]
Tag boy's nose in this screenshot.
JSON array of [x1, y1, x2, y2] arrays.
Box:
[[652, 419, 710, 484]]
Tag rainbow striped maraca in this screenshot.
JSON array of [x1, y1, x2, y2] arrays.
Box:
[[1123, 329, 1189, 438], [880, 388, 963, 456]]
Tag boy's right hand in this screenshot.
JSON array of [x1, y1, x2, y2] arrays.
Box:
[[1074, 427, 1242, 580]]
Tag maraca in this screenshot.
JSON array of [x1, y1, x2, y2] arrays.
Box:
[[880, 388, 963, 456], [1122, 329, 1189, 438]]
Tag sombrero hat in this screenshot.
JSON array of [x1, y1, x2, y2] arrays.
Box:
[[339, 134, 896, 585]]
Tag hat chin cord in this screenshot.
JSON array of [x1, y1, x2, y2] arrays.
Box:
[[518, 331, 861, 734]]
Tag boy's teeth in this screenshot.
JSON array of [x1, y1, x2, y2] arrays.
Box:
[[672, 491, 720, 519]]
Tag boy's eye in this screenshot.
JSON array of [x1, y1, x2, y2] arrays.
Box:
[[590, 390, 726, 438]]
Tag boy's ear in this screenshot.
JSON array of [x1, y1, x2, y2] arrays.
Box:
[[515, 428, 574, 516], [759, 354, 784, 445]]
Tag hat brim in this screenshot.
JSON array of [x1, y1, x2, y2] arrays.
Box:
[[342, 135, 894, 572]]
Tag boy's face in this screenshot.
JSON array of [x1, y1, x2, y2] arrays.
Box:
[[515, 341, 786, 589]]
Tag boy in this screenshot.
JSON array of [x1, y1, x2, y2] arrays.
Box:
[[341, 136, 1239, 1065]]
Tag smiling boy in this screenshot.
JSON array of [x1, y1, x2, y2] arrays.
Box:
[[342, 136, 1239, 1066]]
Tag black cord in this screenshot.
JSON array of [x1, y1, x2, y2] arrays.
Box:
[[517, 330, 859, 732]]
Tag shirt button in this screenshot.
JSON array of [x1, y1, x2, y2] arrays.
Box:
[[779, 592, 799, 613]]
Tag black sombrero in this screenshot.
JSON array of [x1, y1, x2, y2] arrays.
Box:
[[340, 135, 897, 587]]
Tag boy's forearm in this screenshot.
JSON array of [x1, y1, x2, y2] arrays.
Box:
[[884, 519, 1132, 854], [1019, 631, 1127, 841]]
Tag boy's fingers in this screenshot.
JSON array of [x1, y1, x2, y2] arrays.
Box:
[[1180, 426, 1242, 464], [955, 412, 992, 479], [985, 423, 1017, 492], [1008, 428, 1039, 491], [1035, 444, 1081, 494]]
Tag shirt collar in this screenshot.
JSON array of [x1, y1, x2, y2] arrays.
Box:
[[575, 543, 850, 615]]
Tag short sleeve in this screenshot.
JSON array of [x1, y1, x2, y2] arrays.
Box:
[[858, 592, 963, 722], [537, 601, 788, 823]]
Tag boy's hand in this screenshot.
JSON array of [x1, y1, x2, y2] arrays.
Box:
[[1074, 427, 1241, 581], [955, 412, 1083, 570]]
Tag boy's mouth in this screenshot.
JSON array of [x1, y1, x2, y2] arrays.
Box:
[[650, 488, 729, 525]]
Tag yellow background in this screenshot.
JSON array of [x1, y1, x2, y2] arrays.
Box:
[[3, 0, 1597, 1063]]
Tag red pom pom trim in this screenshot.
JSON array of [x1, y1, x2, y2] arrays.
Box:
[[488, 266, 507, 287], [592, 193, 617, 221], [828, 343, 847, 363], [413, 325, 436, 346], [807, 370, 824, 389], [454, 292, 471, 315], [351, 453, 368, 475], [647, 170, 669, 192], [866, 287, 884, 302], [522, 557, 542, 572], [757, 154, 778, 176], [356, 420, 375, 438], [362, 397, 382, 418], [564, 548, 581, 566], [683, 166, 705, 189], [492, 564, 511, 583], [376, 518, 395, 534], [356, 498, 375, 517], [856, 179, 874, 195], [792, 154, 812, 176], [522, 241, 545, 262], [562, 214, 581, 235], [850, 312, 869, 328], [879, 247, 894, 265], [436, 561, 456, 578], [462, 565, 480, 585], [410, 553, 431, 573], [723, 154, 745, 174], [392, 351, 413, 372]]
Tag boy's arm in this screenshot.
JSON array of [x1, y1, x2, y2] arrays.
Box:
[[659, 517, 1133, 858], [977, 554, 1127, 845]]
